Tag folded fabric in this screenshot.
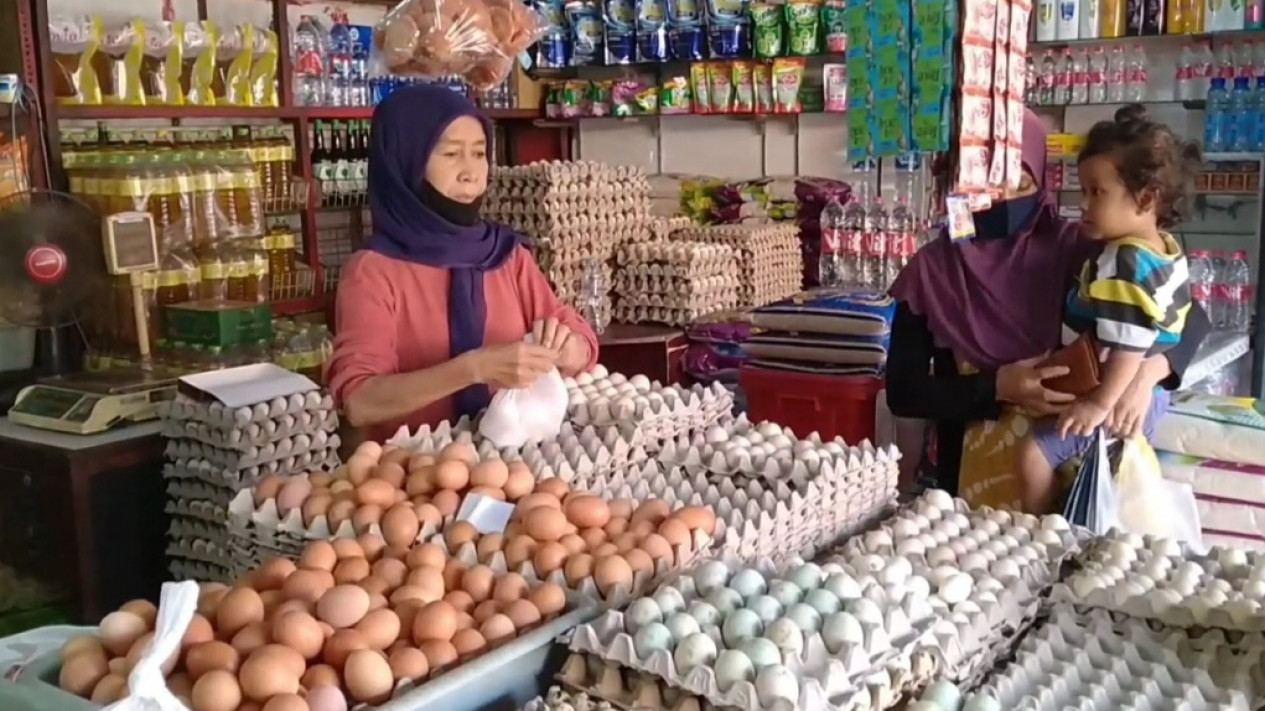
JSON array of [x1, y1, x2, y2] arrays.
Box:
[[687, 319, 754, 345], [683, 342, 748, 380], [1157, 451, 1265, 550], [749, 290, 896, 337], [744, 331, 887, 366], [1152, 391, 1265, 465], [746, 358, 883, 376]]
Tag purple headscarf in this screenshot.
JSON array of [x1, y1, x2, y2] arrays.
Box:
[[366, 84, 519, 417], [889, 110, 1088, 370]]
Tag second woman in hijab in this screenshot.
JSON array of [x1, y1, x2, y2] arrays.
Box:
[[325, 85, 599, 443]]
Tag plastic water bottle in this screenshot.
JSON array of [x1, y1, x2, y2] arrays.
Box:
[[1106, 46, 1127, 102], [1087, 47, 1108, 104], [819, 197, 847, 288], [326, 12, 353, 107], [886, 156, 919, 289], [292, 15, 327, 106], [841, 192, 868, 289], [1231, 76, 1253, 151], [863, 198, 889, 290], [1225, 250, 1253, 332], [1205, 77, 1229, 152], [1211, 249, 1229, 329], [1071, 48, 1089, 104], [1188, 249, 1214, 319], [1039, 51, 1058, 105], [1125, 44, 1147, 101], [1054, 49, 1073, 105], [1177, 44, 1196, 101], [1255, 75, 1265, 151]]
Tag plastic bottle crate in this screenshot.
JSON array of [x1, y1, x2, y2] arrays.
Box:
[[739, 366, 883, 444]]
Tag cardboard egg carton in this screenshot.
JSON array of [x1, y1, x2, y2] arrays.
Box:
[[963, 605, 1255, 711], [159, 408, 339, 450], [162, 447, 341, 483], [614, 276, 741, 301], [1051, 530, 1265, 632], [566, 556, 931, 711], [672, 224, 802, 308], [163, 432, 341, 471], [166, 537, 235, 583], [612, 304, 738, 329], [565, 371, 734, 444], [554, 655, 780, 711], [616, 242, 737, 278], [648, 216, 695, 243], [157, 391, 335, 429]]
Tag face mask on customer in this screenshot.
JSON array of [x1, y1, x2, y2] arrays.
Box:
[[972, 193, 1042, 240]]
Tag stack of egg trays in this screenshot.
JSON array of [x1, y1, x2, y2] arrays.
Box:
[[563, 555, 935, 711], [820, 492, 1082, 689], [568, 382, 736, 450], [1050, 529, 1265, 634], [159, 392, 342, 582], [961, 604, 1259, 710]]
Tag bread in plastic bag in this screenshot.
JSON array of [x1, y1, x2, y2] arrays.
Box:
[[102, 581, 199, 711], [374, 0, 544, 89], [478, 352, 568, 448]]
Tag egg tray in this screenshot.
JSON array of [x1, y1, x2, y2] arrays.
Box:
[[566, 555, 935, 711], [615, 288, 742, 311], [156, 391, 334, 429], [166, 538, 235, 581], [565, 373, 734, 444], [616, 243, 739, 276], [613, 272, 742, 294], [162, 431, 341, 471], [158, 408, 339, 451], [1050, 529, 1265, 633], [610, 306, 732, 329], [168, 556, 233, 585], [162, 447, 340, 485], [958, 605, 1256, 711]]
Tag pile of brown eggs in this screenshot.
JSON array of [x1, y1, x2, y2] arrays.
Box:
[[59, 535, 570, 711], [252, 440, 541, 546]]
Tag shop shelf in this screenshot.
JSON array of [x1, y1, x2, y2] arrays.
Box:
[[1032, 28, 1265, 50], [54, 104, 291, 120]]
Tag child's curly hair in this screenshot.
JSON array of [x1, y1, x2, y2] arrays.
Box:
[[1077, 104, 1203, 228]]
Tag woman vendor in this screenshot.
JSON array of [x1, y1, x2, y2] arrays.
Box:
[[326, 85, 599, 443], [885, 109, 1210, 510]]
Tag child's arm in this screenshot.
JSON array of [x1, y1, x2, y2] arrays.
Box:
[[1090, 349, 1146, 409]]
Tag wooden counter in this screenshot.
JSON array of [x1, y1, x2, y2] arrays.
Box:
[[597, 324, 688, 385], [0, 420, 168, 623]]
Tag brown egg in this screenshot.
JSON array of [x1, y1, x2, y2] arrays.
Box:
[[451, 628, 486, 658], [593, 556, 634, 596], [406, 542, 448, 570], [559, 533, 587, 555], [404, 563, 445, 598], [372, 461, 407, 489], [371, 557, 409, 589], [471, 599, 499, 624], [503, 599, 543, 630], [658, 518, 692, 549], [606, 498, 634, 520], [191, 669, 241, 711], [388, 646, 430, 682], [325, 499, 357, 532], [298, 541, 338, 571], [273, 599, 311, 619], [604, 518, 629, 537], [309, 472, 334, 488], [443, 559, 468, 590], [503, 521, 525, 539], [381, 503, 423, 548], [300, 664, 340, 690], [469, 459, 509, 488], [444, 589, 476, 613], [415, 502, 445, 531], [231, 622, 270, 656], [614, 532, 641, 553], [592, 542, 619, 557], [412, 600, 459, 642], [393, 600, 423, 634], [369, 592, 389, 611], [563, 553, 595, 587], [322, 628, 369, 669], [579, 528, 607, 549], [360, 575, 392, 597], [639, 533, 674, 563], [564, 496, 611, 529], [216, 587, 265, 638], [260, 590, 286, 615], [468, 485, 506, 500], [529, 582, 567, 616], [460, 565, 496, 601], [282, 569, 336, 605], [380, 447, 411, 467], [346, 455, 374, 485], [479, 613, 516, 647], [261, 693, 309, 711], [332, 556, 372, 584], [408, 452, 436, 470], [523, 507, 569, 542], [356, 608, 402, 649], [492, 572, 529, 603], [475, 533, 505, 563], [254, 475, 287, 505], [438, 441, 477, 464], [445, 521, 479, 549], [351, 505, 383, 534], [119, 599, 159, 628], [300, 494, 333, 528], [239, 647, 302, 701], [672, 506, 717, 535], [316, 585, 372, 629], [406, 467, 436, 497], [628, 520, 657, 538], [272, 611, 325, 660], [515, 492, 561, 515], [419, 639, 459, 672], [454, 611, 475, 630], [631, 499, 671, 525], [89, 674, 127, 705], [431, 489, 461, 517], [331, 538, 366, 559], [503, 536, 537, 569], [624, 548, 655, 576], [432, 460, 470, 490], [184, 641, 240, 680], [182, 613, 215, 647], [167, 671, 193, 699], [357, 533, 387, 561], [107, 657, 126, 674], [59, 644, 108, 696], [534, 478, 570, 498], [502, 462, 535, 500], [329, 480, 356, 498], [531, 541, 569, 574]]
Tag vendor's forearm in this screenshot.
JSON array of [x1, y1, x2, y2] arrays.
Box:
[[343, 354, 480, 428]]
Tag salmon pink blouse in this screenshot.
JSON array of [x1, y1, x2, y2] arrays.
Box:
[[327, 247, 599, 443]]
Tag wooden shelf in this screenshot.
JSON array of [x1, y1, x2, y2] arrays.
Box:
[[54, 104, 543, 122]]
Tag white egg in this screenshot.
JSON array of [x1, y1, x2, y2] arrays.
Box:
[[714, 649, 756, 692], [739, 638, 781, 670], [939, 573, 974, 605], [624, 598, 664, 634], [576, 372, 593, 385], [891, 518, 923, 539], [721, 609, 764, 647], [632, 622, 673, 658], [821, 611, 865, 652], [665, 612, 701, 642], [629, 374, 651, 391], [754, 665, 800, 707], [823, 574, 862, 600], [924, 489, 954, 511], [927, 546, 958, 567], [653, 587, 688, 616], [764, 617, 805, 654], [673, 632, 718, 672], [896, 538, 926, 558]]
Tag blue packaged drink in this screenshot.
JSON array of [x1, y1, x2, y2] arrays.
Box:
[[705, 0, 750, 59], [535, 0, 573, 67], [667, 0, 704, 60], [636, 0, 670, 62], [567, 0, 607, 65], [603, 0, 636, 64]]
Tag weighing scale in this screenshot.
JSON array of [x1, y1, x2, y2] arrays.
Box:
[[8, 369, 177, 435]]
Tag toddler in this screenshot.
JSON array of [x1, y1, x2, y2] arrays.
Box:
[[1017, 105, 1202, 515]]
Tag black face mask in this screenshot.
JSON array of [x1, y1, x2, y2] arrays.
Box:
[[418, 180, 483, 227], [973, 193, 1042, 240]]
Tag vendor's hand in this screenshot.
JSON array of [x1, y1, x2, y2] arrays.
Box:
[[532, 318, 589, 373], [996, 355, 1076, 417], [1057, 399, 1110, 439], [1107, 379, 1153, 439], [470, 342, 558, 389]]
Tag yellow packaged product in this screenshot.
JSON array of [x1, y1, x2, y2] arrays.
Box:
[[213, 24, 254, 106], [180, 21, 217, 106], [249, 26, 279, 107], [140, 20, 184, 105], [48, 16, 104, 105], [98, 20, 145, 105]]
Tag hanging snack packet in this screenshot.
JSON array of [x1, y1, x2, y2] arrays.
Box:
[[784, 0, 822, 56], [212, 24, 254, 106], [822, 0, 847, 52], [706, 61, 733, 112], [140, 20, 183, 106], [660, 75, 692, 113], [100, 21, 146, 105], [544, 82, 563, 118], [704, 0, 748, 58], [180, 21, 217, 106], [248, 26, 279, 107], [689, 63, 712, 113], [749, 1, 784, 58], [48, 16, 104, 105], [559, 79, 588, 117], [635, 84, 660, 113], [667, 0, 705, 60], [589, 79, 614, 116], [731, 61, 755, 113], [535, 0, 572, 67], [753, 62, 774, 113], [636, 0, 670, 62], [823, 63, 847, 111], [571, 0, 609, 65], [771, 57, 805, 113]]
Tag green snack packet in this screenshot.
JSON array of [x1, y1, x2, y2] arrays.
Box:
[[690, 64, 712, 113], [660, 76, 692, 114], [785, 0, 822, 56], [749, 1, 784, 59], [822, 0, 847, 52]]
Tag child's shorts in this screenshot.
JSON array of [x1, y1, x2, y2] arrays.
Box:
[[1032, 389, 1171, 468]]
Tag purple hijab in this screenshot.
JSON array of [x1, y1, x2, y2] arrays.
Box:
[[366, 84, 519, 417], [890, 110, 1089, 370]]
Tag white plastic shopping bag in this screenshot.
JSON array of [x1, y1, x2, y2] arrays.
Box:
[[1063, 428, 1120, 534], [1116, 435, 1205, 550], [103, 581, 199, 711], [478, 338, 568, 448]]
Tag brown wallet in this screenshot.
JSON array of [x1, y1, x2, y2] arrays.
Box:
[[1038, 333, 1101, 397]]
